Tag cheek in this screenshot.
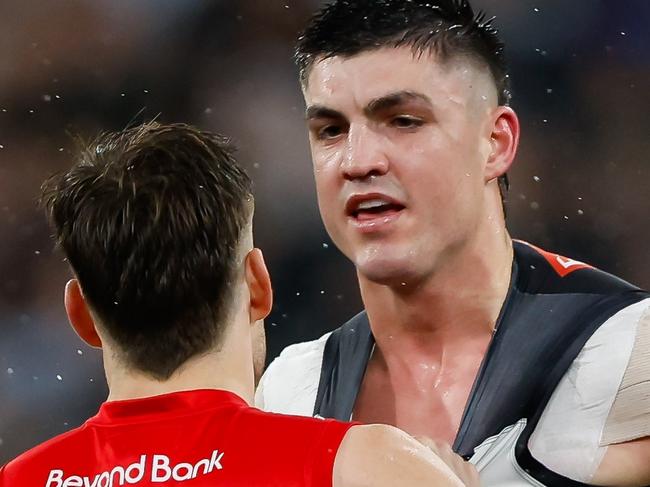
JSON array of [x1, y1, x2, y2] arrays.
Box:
[[312, 147, 343, 216]]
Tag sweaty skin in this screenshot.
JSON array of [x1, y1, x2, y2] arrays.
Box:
[[304, 47, 517, 444]]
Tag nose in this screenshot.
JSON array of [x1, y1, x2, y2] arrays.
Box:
[[340, 125, 389, 181]]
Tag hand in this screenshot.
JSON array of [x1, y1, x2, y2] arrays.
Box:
[[414, 437, 480, 487]]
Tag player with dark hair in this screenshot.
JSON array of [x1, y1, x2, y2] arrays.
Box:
[[0, 122, 478, 486], [257, 1, 650, 485]]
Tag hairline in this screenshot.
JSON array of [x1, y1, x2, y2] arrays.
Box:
[[300, 45, 499, 97]]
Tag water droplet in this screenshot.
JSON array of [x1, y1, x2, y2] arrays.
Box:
[[530, 201, 540, 210], [143, 89, 149, 94], [58, 147, 64, 152], [120, 93, 126, 97], [578, 209, 584, 215], [322, 242, 329, 248], [34, 250, 40, 255], [28, 109, 35, 114], [77, 349, 83, 355], [113, 301, 118, 305], [620, 31, 626, 36], [204, 107, 212, 114], [90, 378, 94, 382], [546, 88, 553, 94], [252, 162, 260, 169], [577, 196, 583, 201], [7, 367, 14, 375], [542, 119, 548, 123], [533, 7, 540, 12], [563, 215, 569, 220], [296, 292, 300, 296], [533, 176, 541, 182], [271, 322, 278, 327], [0, 144, 4, 149], [530, 265, 537, 270], [56, 374, 63, 381], [42, 94, 52, 102], [54, 95, 61, 99]]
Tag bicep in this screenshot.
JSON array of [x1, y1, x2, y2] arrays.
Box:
[[591, 436, 650, 486]]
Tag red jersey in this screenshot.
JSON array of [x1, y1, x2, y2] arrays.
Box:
[[0, 389, 354, 487]]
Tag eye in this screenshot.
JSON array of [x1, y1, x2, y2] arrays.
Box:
[[317, 124, 345, 140], [391, 116, 424, 129]]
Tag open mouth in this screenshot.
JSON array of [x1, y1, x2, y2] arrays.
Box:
[[351, 199, 405, 221], [345, 195, 407, 228]]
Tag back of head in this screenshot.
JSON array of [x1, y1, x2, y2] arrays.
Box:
[[296, 0, 511, 198], [42, 122, 253, 380]]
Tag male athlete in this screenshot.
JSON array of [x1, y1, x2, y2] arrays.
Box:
[[256, 1, 650, 485], [0, 123, 478, 486]]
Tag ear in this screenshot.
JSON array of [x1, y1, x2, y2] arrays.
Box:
[[244, 248, 273, 323], [485, 106, 520, 182], [64, 279, 102, 348]]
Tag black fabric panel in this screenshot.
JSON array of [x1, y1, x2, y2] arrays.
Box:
[[313, 312, 374, 420]]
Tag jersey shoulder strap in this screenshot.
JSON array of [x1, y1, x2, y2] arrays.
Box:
[[313, 311, 374, 420]]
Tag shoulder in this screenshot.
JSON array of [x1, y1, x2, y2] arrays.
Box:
[[513, 240, 645, 296], [334, 425, 464, 487], [255, 331, 331, 415], [528, 297, 650, 481]]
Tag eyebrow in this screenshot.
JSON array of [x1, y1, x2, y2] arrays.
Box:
[[364, 91, 433, 116], [305, 90, 433, 121]]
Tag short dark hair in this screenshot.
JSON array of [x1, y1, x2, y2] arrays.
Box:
[[296, 0, 510, 105], [42, 122, 253, 380], [296, 0, 511, 200]]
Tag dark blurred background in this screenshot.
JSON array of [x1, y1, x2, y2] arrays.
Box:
[[1, 0, 648, 464]]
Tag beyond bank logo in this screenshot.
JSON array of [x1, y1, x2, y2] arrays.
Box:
[[45, 449, 224, 486]]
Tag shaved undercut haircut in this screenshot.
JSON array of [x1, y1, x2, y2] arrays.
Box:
[[42, 122, 253, 380], [296, 0, 512, 195]]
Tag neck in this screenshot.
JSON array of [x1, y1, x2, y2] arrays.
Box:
[[359, 206, 513, 356], [103, 332, 255, 405]]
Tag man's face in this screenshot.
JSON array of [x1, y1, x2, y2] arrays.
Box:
[[303, 47, 498, 285]]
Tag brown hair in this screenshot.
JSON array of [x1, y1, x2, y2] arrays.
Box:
[[42, 122, 253, 380]]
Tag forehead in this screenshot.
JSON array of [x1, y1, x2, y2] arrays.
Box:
[[304, 47, 495, 110]]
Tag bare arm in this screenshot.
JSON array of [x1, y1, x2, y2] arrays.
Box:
[[332, 424, 478, 487], [591, 437, 650, 486]]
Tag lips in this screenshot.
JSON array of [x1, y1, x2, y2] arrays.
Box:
[[345, 193, 406, 230]]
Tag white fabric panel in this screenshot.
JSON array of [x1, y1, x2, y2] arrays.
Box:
[[254, 331, 330, 416], [471, 419, 545, 486], [602, 304, 650, 444], [528, 298, 650, 482]]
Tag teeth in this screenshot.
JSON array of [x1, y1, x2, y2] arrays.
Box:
[[357, 199, 389, 210]]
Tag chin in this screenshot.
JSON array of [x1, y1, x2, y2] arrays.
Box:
[[355, 256, 421, 287]]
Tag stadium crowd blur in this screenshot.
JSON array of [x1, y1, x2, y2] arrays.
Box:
[[0, 0, 648, 464]]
